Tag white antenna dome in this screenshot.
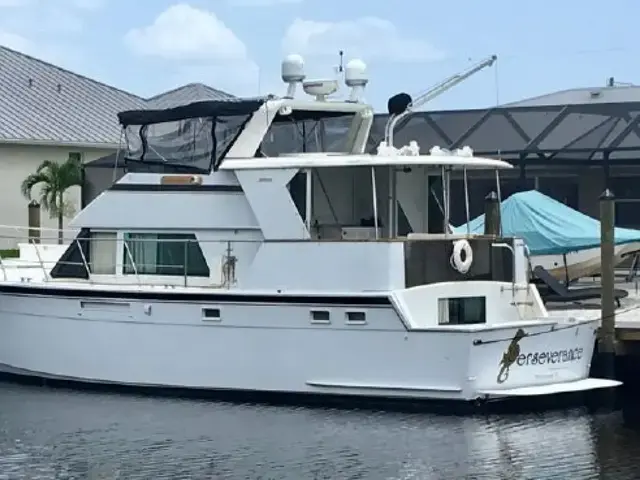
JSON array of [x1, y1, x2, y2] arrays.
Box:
[[281, 54, 306, 83], [345, 58, 368, 87]]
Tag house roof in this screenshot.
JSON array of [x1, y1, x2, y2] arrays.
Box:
[[146, 83, 235, 109], [503, 85, 640, 107], [0, 46, 236, 148], [0, 46, 147, 147]]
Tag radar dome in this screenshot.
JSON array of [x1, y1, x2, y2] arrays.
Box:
[[281, 54, 306, 83], [345, 59, 368, 87]]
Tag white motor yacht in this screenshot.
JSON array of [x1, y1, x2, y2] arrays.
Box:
[[0, 54, 620, 406]]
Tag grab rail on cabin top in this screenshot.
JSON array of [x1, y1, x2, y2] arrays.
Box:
[[0, 235, 245, 289]]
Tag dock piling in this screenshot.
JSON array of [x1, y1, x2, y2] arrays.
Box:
[[484, 191, 500, 236], [598, 188, 616, 381], [27, 200, 40, 244]]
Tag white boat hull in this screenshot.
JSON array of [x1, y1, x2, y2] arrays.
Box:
[[0, 283, 619, 404], [532, 241, 640, 282]]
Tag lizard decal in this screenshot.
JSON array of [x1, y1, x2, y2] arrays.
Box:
[[497, 328, 527, 384]]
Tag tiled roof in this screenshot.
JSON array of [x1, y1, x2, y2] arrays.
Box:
[[0, 46, 147, 147], [146, 83, 235, 109], [503, 86, 640, 107], [0, 46, 237, 148]]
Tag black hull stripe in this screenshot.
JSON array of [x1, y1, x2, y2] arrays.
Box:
[[109, 183, 242, 193], [0, 284, 391, 306]]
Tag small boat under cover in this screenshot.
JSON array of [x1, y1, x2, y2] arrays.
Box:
[[454, 190, 640, 281]]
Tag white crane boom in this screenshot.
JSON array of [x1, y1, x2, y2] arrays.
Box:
[[385, 54, 497, 148]]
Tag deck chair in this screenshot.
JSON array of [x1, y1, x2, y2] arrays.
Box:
[[532, 265, 628, 307]]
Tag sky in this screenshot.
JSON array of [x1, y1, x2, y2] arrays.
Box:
[[1, 0, 639, 111]]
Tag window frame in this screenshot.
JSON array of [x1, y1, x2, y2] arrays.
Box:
[[438, 296, 487, 326], [122, 232, 210, 279]]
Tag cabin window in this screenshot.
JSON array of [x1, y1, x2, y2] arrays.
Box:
[[89, 232, 116, 274], [202, 307, 221, 321], [346, 311, 367, 324], [438, 296, 486, 325], [310, 310, 331, 324], [50, 228, 90, 279], [123, 233, 210, 277]]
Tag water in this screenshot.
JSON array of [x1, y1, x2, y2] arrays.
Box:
[[1, 384, 639, 479]]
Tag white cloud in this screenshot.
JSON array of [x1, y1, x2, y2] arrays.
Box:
[[0, 0, 30, 6], [69, 0, 105, 9], [123, 4, 260, 96], [124, 4, 247, 61], [228, 0, 301, 6], [0, 28, 84, 69], [43, 9, 84, 33], [0, 30, 31, 50], [282, 17, 444, 63], [0, 0, 100, 72], [0, 0, 103, 9], [0, 0, 98, 37]]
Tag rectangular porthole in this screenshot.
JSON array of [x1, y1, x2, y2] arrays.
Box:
[[202, 307, 221, 322], [346, 311, 367, 325], [310, 310, 331, 324]]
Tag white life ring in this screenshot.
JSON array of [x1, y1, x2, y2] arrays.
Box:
[[451, 239, 473, 274]]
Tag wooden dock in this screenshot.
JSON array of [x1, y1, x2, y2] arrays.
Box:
[[547, 279, 640, 348]]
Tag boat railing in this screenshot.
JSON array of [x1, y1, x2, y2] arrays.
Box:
[[0, 225, 524, 289], [0, 223, 79, 250], [0, 230, 254, 289]]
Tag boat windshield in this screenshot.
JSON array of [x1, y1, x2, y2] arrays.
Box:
[[258, 110, 356, 157], [117, 99, 264, 174]]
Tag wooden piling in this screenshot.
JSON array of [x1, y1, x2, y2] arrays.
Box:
[[484, 191, 500, 236], [598, 188, 616, 381], [27, 200, 41, 244]]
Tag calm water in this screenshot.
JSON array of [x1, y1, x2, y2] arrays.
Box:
[[1, 384, 640, 479]]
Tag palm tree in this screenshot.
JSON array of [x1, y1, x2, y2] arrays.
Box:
[[21, 156, 83, 244]]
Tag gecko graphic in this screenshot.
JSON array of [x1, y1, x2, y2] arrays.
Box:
[[497, 328, 527, 384]]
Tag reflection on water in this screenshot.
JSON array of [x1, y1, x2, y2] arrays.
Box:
[[0, 384, 639, 479]]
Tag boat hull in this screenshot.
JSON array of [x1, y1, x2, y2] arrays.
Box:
[[0, 284, 619, 404], [533, 241, 640, 282]]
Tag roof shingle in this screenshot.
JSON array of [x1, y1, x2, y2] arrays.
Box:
[[0, 46, 236, 147]]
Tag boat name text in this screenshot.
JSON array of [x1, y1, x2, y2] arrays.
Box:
[[516, 348, 583, 366]]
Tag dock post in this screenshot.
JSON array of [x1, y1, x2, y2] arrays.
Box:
[[28, 200, 41, 244], [484, 191, 500, 236], [588, 188, 618, 411], [599, 188, 616, 380]]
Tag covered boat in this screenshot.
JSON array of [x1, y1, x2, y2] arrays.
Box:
[[454, 190, 640, 281]]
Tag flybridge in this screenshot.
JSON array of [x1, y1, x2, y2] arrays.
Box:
[[111, 52, 497, 176]]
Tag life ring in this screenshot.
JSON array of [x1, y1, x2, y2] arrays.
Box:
[[450, 239, 473, 274]]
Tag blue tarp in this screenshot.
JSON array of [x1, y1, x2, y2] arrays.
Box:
[[452, 190, 640, 255]]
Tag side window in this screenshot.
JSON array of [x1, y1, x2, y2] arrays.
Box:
[[90, 232, 117, 274], [438, 296, 486, 325], [123, 233, 209, 277], [50, 228, 91, 279]]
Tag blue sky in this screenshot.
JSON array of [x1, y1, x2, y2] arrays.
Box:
[[0, 0, 639, 111]]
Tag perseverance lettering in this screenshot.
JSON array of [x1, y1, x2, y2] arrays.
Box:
[[516, 348, 583, 366]]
